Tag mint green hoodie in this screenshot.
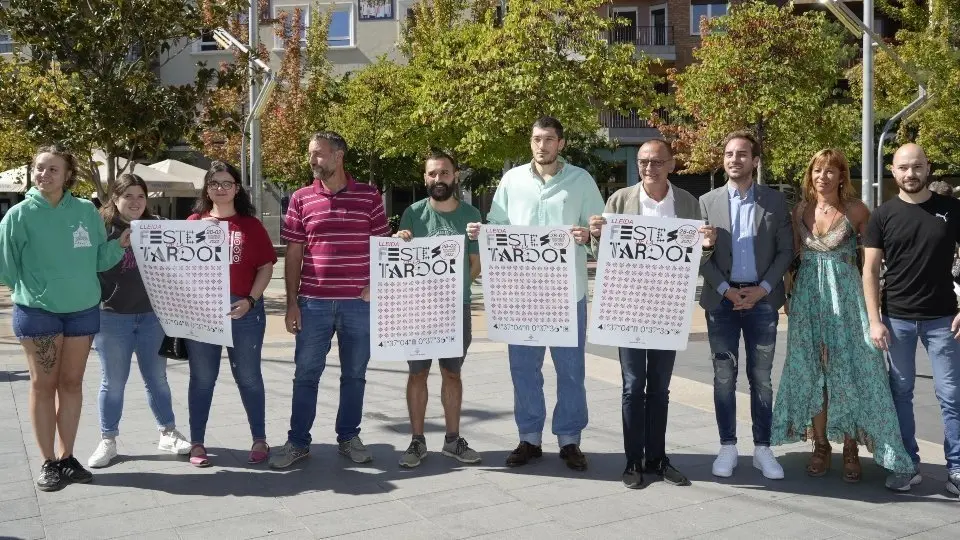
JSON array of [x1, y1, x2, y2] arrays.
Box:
[[0, 188, 124, 313]]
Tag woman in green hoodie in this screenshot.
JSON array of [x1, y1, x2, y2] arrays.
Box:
[[0, 145, 130, 492]]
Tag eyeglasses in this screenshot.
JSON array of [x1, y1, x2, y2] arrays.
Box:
[[638, 159, 668, 169], [207, 181, 236, 190]]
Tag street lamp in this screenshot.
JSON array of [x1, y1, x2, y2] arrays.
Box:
[[819, 0, 930, 206], [211, 26, 275, 220]]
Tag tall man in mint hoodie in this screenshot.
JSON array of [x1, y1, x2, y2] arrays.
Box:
[[0, 145, 129, 492]]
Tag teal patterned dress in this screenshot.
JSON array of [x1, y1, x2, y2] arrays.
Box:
[[771, 203, 914, 473]]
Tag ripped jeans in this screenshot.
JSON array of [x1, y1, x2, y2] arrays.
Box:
[[706, 298, 779, 446], [186, 297, 267, 444]]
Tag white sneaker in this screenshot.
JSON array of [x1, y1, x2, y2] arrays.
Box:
[[87, 438, 118, 468], [753, 446, 785, 480], [158, 429, 191, 455], [712, 444, 738, 477]]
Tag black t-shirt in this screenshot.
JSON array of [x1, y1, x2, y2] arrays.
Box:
[[864, 193, 960, 319]]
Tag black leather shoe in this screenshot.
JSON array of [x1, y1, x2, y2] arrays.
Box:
[[622, 462, 644, 489], [505, 442, 542, 467], [559, 444, 588, 471]]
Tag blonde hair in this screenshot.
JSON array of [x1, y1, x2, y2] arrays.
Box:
[[801, 149, 856, 203]]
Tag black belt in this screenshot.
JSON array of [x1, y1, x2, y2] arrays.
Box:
[[729, 281, 759, 288]]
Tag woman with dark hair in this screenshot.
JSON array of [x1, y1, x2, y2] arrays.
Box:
[[771, 149, 912, 483], [185, 161, 276, 466], [87, 174, 190, 469], [0, 144, 129, 491]]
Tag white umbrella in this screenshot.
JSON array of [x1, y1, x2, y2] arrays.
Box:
[[148, 159, 207, 191], [92, 151, 198, 198]]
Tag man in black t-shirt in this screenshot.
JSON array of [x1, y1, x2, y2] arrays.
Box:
[[863, 143, 960, 496]]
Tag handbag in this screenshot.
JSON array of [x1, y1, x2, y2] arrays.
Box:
[[158, 335, 188, 360]]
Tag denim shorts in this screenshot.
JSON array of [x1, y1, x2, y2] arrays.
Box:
[[408, 307, 472, 375], [12, 304, 101, 339]]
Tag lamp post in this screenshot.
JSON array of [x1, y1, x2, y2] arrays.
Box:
[[211, 15, 276, 221], [819, 0, 929, 207]]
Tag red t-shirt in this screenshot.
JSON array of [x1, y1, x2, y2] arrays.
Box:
[[187, 213, 277, 297]]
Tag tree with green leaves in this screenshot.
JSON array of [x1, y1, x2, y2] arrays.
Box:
[[0, 0, 246, 199], [659, 1, 858, 182], [402, 0, 659, 172], [858, 0, 960, 173]]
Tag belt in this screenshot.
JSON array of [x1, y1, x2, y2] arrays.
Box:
[[728, 281, 759, 288]]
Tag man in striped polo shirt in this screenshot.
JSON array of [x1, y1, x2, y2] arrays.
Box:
[[270, 131, 391, 469]]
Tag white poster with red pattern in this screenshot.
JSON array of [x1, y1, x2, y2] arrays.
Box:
[[370, 236, 464, 361], [130, 220, 233, 347], [589, 214, 703, 351], [479, 225, 578, 347]]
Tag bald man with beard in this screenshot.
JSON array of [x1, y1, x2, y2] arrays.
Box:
[[863, 143, 960, 496]]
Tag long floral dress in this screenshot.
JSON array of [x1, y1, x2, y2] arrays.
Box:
[[771, 202, 914, 473]]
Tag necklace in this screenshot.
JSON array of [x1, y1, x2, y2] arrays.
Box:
[[816, 204, 835, 214]]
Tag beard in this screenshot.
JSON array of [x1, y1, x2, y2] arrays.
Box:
[[428, 182, 456, 201], [534, 154, 558, 166], [312, 164, 335, 181], [896, 176, 926, 194]]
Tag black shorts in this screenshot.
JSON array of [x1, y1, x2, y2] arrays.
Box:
[[408, 307, 472, 374]]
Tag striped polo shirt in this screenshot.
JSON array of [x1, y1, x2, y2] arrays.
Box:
[[281, 175, 391, 299]]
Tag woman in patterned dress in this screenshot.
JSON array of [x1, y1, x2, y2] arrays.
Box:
[[771, 149, 913, 482]]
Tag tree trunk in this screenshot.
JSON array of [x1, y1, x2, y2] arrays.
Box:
[[755, 115, 765, 185]]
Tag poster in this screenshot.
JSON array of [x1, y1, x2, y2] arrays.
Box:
[[131, 220, 233, 347], [588, 214, 703, 351], [479, 225, 578, 347], [358, 0, 394, 20], [370, 236, 464, 361]]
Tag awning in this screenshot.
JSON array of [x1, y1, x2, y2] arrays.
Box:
[[0, 166, 29, 194], [92, 151, 198, 198], [147, 159, 207, 192]]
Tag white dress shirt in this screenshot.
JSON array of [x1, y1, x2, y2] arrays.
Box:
[[638, 182, 676, 218]]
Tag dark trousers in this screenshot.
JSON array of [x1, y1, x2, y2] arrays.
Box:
[[619, 347, 677, 468]]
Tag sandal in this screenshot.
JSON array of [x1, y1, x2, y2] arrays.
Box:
[[189, 443, 210, 468], [806, 440, 831, 477], [248, 440, 270, 465], [842, 440, 861, 483]]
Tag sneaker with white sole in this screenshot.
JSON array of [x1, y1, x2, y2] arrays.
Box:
[[441, 437, 482, 464], [157, 429, 191, 455], [885, 469, 922, 492], [87, 438, 118, 468], [753, 446, 785, 480], [946, 471, 960, 497], [712, 444, 738, 477], [399, 439, 427, 468], [338, 436, 373, 464]]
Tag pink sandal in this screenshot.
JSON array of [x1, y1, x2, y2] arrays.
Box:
[[248, 441, 270, 465], [189, 444, 210, 467]]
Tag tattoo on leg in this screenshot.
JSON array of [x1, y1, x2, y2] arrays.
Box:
[[34, 336, 58, 374]]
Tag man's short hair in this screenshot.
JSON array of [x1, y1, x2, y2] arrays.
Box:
[[310, 131, 348, 155], [721, 130, 761, 159], [532, 116, 564, 139], [640, 139, 674, 158], [425, 148, 458, 171]]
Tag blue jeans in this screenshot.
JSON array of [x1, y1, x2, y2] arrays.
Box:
[[93, 310, 175, 437], [287, 298, 371, 448], [885, 315, 960, 473], [706, 298, 779, 446], [619, 347, 675, 467], [186, 297, 267, 444], [507, 298, 587, 448]]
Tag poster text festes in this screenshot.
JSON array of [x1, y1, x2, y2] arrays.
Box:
[[484, 229, 569, 264], [136, 224, 226, 263], [376, 241, 457, 278], [605, 219, 698, 263]]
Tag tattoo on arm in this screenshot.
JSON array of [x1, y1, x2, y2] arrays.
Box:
[[34, 335, 58, 374]]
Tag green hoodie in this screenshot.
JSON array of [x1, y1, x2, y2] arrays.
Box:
[[0, 187, 124, 313]]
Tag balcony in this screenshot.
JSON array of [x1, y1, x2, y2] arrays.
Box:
[[608, 25, 676, 62], [599, 108, 669, 144]]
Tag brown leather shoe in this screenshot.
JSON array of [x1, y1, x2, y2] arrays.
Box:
[[559, 444, 588, 471], [505, 442, 542, 467]]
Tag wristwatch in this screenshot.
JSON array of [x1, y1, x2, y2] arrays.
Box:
[[245, 296, 257, 309]]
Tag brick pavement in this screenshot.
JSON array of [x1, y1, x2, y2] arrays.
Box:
[[1, 284, 959, 539]]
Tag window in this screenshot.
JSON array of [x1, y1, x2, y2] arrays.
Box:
[[690, 2, 727, 36], [196, 28, 220, 52], [0, 1, 14, 54], [327, 4, 354, 48], [274, 5, 311, 49]]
